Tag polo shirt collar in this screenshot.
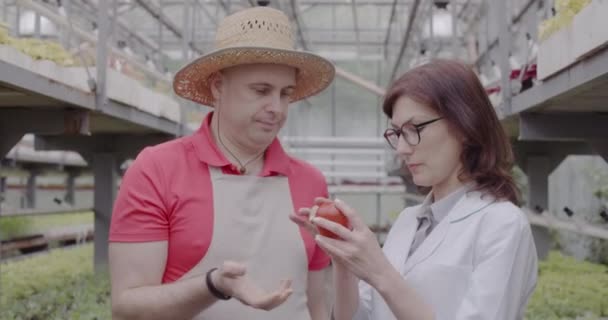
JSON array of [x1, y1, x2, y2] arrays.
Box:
[[189, 112, 291, 176]]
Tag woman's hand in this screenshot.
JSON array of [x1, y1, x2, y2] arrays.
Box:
[[313, 201, 436, 320], [289, 197, 334, 237], [311, 199, 393, 288]]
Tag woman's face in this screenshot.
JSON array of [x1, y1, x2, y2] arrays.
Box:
[[390, 96, 465, 190]]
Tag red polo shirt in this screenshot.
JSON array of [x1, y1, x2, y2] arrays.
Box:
[[109, 113, 330, 283]]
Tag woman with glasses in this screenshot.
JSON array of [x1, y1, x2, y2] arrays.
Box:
[[291, 59, 537, 320]]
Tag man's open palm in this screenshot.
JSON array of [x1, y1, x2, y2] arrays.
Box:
[[213, 261, 293, 311]]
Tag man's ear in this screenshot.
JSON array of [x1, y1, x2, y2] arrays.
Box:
[[209, 72, 223, 102]]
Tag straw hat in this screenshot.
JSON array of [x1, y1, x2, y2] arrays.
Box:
[[173, 6, 335, 106]]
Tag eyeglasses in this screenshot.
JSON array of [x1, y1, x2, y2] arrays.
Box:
[[383, 117, 443, 149]]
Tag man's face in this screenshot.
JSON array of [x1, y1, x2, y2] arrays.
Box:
[[212, 64, 296, 149]]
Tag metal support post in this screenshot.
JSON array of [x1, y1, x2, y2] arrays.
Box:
[[96, 0, 109, 109], [92, 153, 118, 272], [25, 169, 38, 209]]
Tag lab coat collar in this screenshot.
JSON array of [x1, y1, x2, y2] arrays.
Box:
[[448, 190, 495, 223]]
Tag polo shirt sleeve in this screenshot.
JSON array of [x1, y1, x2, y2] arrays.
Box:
[[109, 147, 169, 242], [308, 242, 331, 270], [308, 176, 331, 271]]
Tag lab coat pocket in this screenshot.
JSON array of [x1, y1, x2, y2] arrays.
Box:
[[408, 264, 473, 319]]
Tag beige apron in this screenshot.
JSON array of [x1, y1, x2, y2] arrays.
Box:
[[178, 166, 310, 320]]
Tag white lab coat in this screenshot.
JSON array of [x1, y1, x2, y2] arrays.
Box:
[[354, 191, 538, 320]]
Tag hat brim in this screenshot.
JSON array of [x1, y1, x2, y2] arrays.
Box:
[[173, 47, 335, 107]]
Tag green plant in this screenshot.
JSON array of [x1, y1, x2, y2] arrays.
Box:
[[0, 211, 93, 241], [3, 245, 608, 319], [27, 211, 93, 233], [7, 37, 75, 66], [587, 167, 608, 266], [583, 164, 608, 201], [512, 166, 529, 205], [525, 251, 608, 319], [594, 186, 608, 201], [0, 217, 32, 241], [0, 244, 111, 319], [0, 26, 8, 45]]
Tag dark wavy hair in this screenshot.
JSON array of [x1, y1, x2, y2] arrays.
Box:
[[383, 59, 520, 205]]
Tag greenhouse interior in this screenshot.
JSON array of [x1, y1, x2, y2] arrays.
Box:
[[0, 0, 607, 319]]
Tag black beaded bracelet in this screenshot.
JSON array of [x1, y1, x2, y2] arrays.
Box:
[[206, 267, 232, 300]]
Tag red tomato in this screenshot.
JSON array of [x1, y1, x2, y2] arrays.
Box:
[[315, 202, 348, 239]]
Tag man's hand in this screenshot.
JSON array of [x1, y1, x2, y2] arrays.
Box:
[[211, 261, 293, 311], [290, 197, 334, 235]]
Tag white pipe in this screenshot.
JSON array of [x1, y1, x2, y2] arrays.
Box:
[[373, 196, 608, 240], [309, 160, 385, 167], [6, 145, 87, 166], [322, 171, 389, 179], [334, 67, 386, 97], [328, 184, 405, 194], [287, 148, 386, 155], [281, 136, 386, 148], [524, 208, 608, 241]]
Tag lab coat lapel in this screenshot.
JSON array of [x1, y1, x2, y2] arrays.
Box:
[[402, 190, 492, 275], [383, 208, 419, 275], [402, 211, 451, 275]]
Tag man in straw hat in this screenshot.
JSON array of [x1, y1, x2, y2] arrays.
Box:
[[108, 5, 335, 320]]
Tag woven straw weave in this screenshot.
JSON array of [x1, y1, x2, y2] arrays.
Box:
[[173, 7, 335, 107]]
